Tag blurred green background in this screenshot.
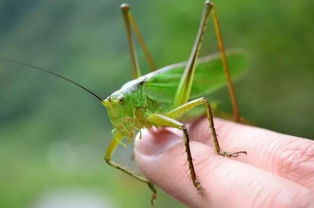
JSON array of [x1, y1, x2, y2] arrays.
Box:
[[0, 0, 313, 207]]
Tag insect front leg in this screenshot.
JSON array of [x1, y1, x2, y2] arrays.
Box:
[[104, 132, 157, 205], [165, 97, 247, 157], [147, 114, 204, 193]]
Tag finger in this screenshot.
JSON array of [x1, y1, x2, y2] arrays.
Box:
[[134, 129, 314, 208], [189, 117, 314, 191]]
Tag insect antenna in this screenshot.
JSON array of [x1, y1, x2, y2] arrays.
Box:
[[0, 57, 103, 101]]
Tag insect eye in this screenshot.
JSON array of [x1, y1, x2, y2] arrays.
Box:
[[118, 96, 125, 104]]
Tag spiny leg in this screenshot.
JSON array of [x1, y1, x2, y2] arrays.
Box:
[[147, 114, 203, 192], [174, 0, 212, 107], [165, 97, 247, 157], [104, 132, 157, 205], [172, 0, 241, 122], [121, 4, 141, 78], [210, 2, 240, 122], [120, 4, 157, 74], [126, 5, 157, 71]]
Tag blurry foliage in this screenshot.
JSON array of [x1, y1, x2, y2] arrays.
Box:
[[0, 0, 313, 207]]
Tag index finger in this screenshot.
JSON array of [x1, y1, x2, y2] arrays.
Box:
[[189, 118, 314, 191], [134, 127, 314, 208]]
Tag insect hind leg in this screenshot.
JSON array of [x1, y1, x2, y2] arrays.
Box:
[[173, 0, 242, 122], [173, 0, 213, 107], [165, 97, 247, 157], [120, 3, 157, 79], [210, 2, 241, 122]]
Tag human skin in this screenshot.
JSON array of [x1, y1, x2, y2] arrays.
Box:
[[134, 117, 314, 208]]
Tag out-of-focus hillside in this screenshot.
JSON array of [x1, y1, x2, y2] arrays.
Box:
[[0, 0, 313, 207]]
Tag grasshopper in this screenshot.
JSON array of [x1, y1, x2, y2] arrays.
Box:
[[1, 0, 248, 205], [103, 1, 247, 203]]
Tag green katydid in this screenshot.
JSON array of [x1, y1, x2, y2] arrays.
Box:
[[1, 0, 248, 205]]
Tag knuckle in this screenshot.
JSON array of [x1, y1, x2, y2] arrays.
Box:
[[289, 190, 314, 208], [276, 139, 314, 183], [269, 188, 314, 208]]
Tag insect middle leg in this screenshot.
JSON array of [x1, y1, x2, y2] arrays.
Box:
[[147, 114, 203, 192], [166, 97, 247, 157], [104, 133, 157, 205]]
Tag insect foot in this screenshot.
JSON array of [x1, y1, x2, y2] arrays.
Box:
[[147, 183, 157, 206], [150, 192, 157, 206], [193, 179, 206, 195], [218, 150, 247, 157]]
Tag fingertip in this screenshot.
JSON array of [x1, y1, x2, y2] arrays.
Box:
[[135, 133, 215, 207], [134, 128, 182, 157]]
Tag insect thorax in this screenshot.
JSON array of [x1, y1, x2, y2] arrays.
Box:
[[104, 82, 155, 139]]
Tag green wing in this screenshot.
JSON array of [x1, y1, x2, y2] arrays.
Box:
[[143, 50, 248, 103]]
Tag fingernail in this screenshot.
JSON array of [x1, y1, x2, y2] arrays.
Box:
[[134, 128, 182, 156]]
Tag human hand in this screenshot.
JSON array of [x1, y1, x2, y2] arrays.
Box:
[[134, 117, 314, 208]]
